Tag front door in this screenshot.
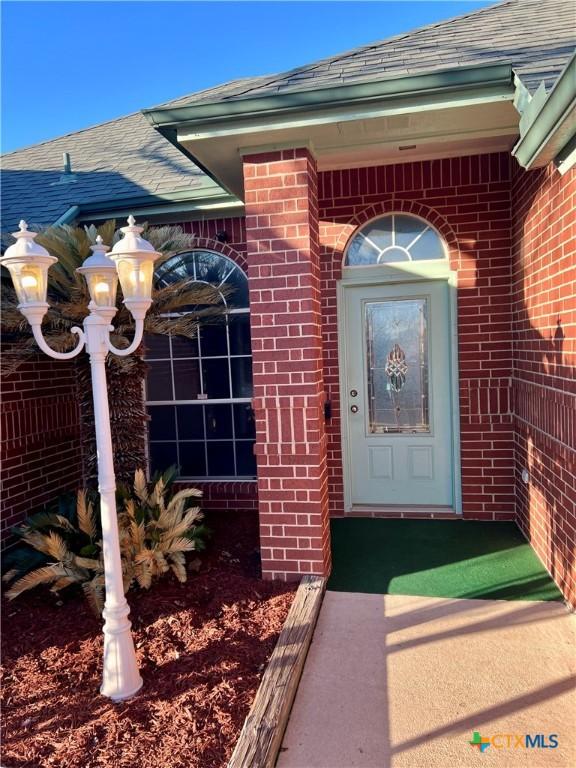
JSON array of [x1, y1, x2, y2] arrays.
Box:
[[343, 281, 454, 508]]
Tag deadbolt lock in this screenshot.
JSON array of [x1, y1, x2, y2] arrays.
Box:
[[350, 405, 359, 414], [350, 389, 358, 397]]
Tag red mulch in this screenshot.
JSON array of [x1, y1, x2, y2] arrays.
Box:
[[1, 511, 296, 768]]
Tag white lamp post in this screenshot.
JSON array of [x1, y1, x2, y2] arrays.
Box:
[[1, 216, 160, 701]]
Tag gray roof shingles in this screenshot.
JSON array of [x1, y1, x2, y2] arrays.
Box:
[[212, 0, 574, 99], [2, 0, 574, 233]]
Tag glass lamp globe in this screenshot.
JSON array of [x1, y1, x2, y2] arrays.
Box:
[[77, 236, 118, 308], [109, 216, 160, 316], [0, 221, 57, 307]]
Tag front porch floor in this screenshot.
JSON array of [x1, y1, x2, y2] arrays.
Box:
[[328, 518, 563, 602]]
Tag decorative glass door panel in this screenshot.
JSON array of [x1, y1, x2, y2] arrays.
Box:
[[344, 282, 454, 508], [365, 299, 429, 434]]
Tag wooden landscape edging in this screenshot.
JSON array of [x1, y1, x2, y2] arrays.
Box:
[[228, 574, 327, 768]]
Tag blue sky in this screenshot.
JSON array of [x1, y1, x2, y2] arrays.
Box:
[[2, 1, 493, 153]]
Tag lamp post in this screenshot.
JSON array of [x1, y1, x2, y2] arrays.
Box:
[[1, 216, 160, 701]]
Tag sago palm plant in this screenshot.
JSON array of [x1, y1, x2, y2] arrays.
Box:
[[119, 468, 206, 589], [3, 491, 106, 614], [3, 469, 208, 614], [1, 221, 225, 483]]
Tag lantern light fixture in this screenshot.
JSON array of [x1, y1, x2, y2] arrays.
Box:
[[76, 236, 118, 308], [1, 221, 57, 319], [109, 215, 160, 319]]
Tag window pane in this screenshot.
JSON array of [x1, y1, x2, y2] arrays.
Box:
[[231, 357, 253, 397], [155, 254, 195, 285], [380, 246, 410, 263], [148, 406, 176, 440], [225, 268, 250, 308], [200, 322, 228, 357], [177, 405, 205, 440], [147, 361, 172, 401], [394, 214, 426, 249], [179, 442, 207, 477], [207, 441, 235, 476], [408, 228, 445, 261], [144, 333, 170, 359], [346, 234, 378, 265], [202, 358, 231, 398], [173, 359, 201, 400], [229, 314, 252, 355], [364, 220, 393, 251], [205, 404, 233, 439], [195, 250, 231, 284], [171, 334, 199, 358], [149, 442, 178, 475], [233, 403, 255, 439], [235, 441, 257, 477]]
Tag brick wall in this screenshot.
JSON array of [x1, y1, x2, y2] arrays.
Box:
[[1, 350, 82, 540], [242, 148, 331, 580], [180, 481, 258, 513], [512, 163, 576, 609], [318, 153, 515, 520], [179, 216, 246, 258]]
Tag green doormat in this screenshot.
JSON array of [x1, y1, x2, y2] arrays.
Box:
[[328, 519, 564, 602]]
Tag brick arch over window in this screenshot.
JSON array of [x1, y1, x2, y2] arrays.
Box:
[[185, 236, 248, 273], [335, 199, 460, 264]]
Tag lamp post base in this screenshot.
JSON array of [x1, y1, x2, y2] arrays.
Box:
[[100, 603, 143, 701]]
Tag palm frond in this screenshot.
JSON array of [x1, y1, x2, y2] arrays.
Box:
[[133, 469, 149, 504], [165, 537, 198, 554], [6, 564, 68, 599], [166, 488, 203, 514], [76, 491, 97, 539]]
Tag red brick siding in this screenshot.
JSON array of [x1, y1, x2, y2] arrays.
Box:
[[179, 217, 246, 265], [1, 352, 82, 541], [318, 153, 515, 519], [243, 148, 331, 580], [512, 163, 576, 609], [175, 480, 258, 513]]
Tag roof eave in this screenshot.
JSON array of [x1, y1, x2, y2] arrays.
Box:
[[52, 188, 243, 226], [512, 53, 576, 171], [143, 62, 514, 130]]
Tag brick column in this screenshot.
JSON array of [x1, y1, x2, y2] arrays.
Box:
[[243, 148, 331, 580]]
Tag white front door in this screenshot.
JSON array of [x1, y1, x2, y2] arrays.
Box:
[[343, 281, 454, 508]]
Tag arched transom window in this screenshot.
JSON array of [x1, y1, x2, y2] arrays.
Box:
[[345, 214, 446, 266], [145, 250, 255, 481]]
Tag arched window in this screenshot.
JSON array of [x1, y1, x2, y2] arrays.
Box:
[[345, 213, 446, 266], [144, 250, 255, 480]]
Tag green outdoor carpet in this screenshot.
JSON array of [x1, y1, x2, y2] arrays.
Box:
[[328, 518, 564, 602]]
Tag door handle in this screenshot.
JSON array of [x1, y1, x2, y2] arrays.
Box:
[[350, 405, 359, 414]]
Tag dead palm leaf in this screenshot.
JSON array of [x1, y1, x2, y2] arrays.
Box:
[[76, 491, 97, 539], [6, 564, 69, 599]]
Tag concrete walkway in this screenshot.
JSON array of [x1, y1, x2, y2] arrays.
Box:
[[278, 592, 575, 768]]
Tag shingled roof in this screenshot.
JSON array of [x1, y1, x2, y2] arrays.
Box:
[[2, 0, 574, 233], [212, 0, 575, 100], [0, 77, 270, 234]]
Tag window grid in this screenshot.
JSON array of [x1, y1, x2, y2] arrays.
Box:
[[146, 311, 255, 481], [147, 249, 254, 481], [346, 213, 446, 266]]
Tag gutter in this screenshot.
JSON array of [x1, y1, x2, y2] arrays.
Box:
[[512, 53, 576, 170], [143, 62, 514, 130], [75, 188, 243, 222], [52, 205, 80, 227]]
